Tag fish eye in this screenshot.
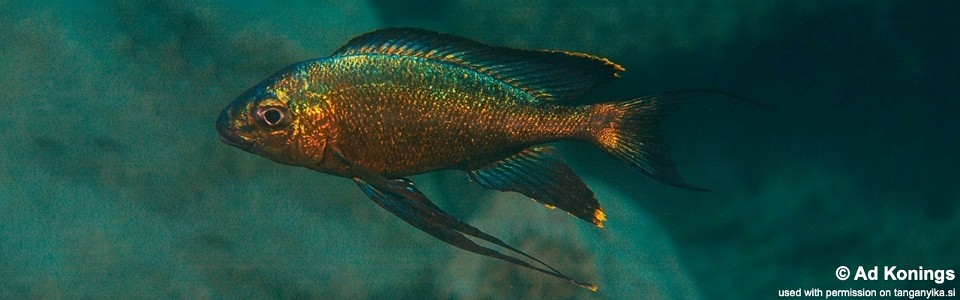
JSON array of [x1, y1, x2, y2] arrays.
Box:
[[255, 106, 290, 128]]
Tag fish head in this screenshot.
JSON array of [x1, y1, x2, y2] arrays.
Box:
[[217, 67, 330, 167]]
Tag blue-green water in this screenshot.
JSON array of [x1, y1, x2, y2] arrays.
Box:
[[1, 1, 957, 299]]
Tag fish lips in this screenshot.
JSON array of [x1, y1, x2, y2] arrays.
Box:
[[216, 108, 254, 150]]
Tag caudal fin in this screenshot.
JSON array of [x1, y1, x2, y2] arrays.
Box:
[[591, 91, 711, 191]]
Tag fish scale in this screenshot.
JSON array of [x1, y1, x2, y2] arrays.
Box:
[[304, 54, 593, 176]]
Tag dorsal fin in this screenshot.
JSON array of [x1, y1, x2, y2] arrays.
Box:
[[332, 28, 625, 102]]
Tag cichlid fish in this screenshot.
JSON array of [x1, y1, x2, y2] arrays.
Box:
[[217, 28, 722, 291]]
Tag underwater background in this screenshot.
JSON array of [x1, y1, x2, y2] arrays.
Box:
[[1, 1, 957, 299]]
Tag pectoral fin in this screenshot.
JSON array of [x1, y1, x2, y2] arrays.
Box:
[[468, 146, 606, 227], [332, 148, 597, 291]]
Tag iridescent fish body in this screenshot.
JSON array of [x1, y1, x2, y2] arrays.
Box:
[[216, 28, 709, 291]]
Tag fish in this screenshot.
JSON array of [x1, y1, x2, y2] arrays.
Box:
[[216, 28, 724, 291]]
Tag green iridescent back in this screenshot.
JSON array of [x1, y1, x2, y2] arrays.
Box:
[[305, 54, 594, 176]]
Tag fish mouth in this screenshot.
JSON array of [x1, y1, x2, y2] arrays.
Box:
[[216, 109, 253, 150], [218, 131, 252, 149]]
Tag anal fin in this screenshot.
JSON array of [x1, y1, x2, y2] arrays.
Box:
[[468, 146, 606, 227]]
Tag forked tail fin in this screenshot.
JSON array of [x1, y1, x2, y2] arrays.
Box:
[[590, 90, 751, 191]]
